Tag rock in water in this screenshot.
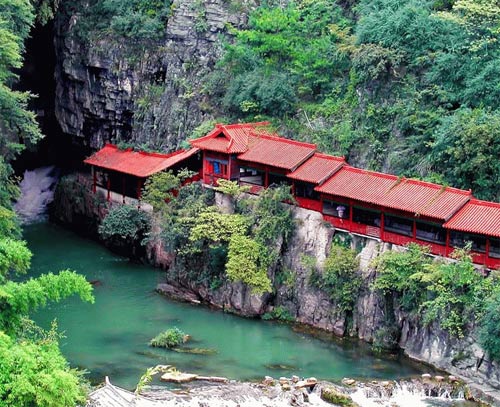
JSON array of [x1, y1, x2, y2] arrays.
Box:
[[160, 372, 198, 383]]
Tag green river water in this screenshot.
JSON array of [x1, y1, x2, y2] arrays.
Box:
[[26, 222, 429, 390]]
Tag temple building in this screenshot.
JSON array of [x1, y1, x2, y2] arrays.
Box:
[[84, 122, 500, 269]]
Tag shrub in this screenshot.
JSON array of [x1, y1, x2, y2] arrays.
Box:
[[98, 205, 151, 244], [479, 290, 500, 361], [312, 244, 361, 313], [262, 306, 294, 322], [150, 328, 185, 349]]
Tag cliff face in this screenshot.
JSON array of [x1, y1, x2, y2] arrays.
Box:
[[54, 0, 253, 151]]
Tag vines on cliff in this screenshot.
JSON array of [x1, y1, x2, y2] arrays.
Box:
[[372, 243, 500, 360]]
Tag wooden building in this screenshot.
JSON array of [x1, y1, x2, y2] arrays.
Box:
[[83, 122, 500, 270], [84, 144, 201, 202]]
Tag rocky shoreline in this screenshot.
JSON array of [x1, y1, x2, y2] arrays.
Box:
[[88, 373, 480, 407]]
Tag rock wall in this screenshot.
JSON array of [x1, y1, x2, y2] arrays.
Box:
[[54, 0, 254, 151], [51, 176, 500, 404]]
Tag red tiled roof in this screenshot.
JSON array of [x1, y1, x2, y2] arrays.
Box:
[[189, 122, 275, 154], [444, 199, 500, 238], [287, 153, 345, 184], [316, 167, 471, 220], [84, 144, 199, 177], [380, 179, 471, 220], [238, 135, 316, 170], [316, 166, 399, 204]]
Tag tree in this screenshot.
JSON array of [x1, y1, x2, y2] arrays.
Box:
[[429, 108, 500, 202], [479, 289, 500, 362], [0, 0, 95, 404]]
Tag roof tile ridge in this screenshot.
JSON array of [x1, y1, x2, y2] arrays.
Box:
[[343, 165, 399, 180], [254, 133, 316, 148], [138, 150, 177, 158], [313, 152, 345, 161], [224, 121, 271, 129], [404, 178, 471, 195], [468, 198, 500, 208]]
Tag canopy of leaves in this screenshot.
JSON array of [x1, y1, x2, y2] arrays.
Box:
[[142, 171, 181, 212], [372, 244, 496, 337], [211, 0, 500, 201], [98, 204, 151, 243], [310, 243, 361, 312], [479, 289, 500, 362], [226, 234, 272, 294], [68, 0, 173, 41], [0, 331, 88, 406]]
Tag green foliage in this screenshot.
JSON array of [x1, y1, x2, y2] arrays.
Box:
[[248, 186, 295, 247], [372, 243, 432, 312], [213, 179, 250, 197], [0, 331, 88, 406], [150, 327, 185, 349], [226, 234, 272, 295], [142, 171, 181, 212], [0, 270, 94, 334], [189, 208, 251, 245], [412, 248, 494, 337], [429, 108, 500, 201], [209, 0, 500, 198], [479, 289, 500, 362], [311, 244, 361, 312], [215, 0, 350, 117], [373, 244, 496, 337], [98, 205, 151, 244], [0, 0, 42, 161], [0, 237, 31, 282], [262, 305, 294, 322], [73, 0, 173, 41]]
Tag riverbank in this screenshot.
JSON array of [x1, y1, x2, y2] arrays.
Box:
[[88, 373, 479, 407], [50, 174, 500, 405]]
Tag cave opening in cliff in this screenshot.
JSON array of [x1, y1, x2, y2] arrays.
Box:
[[14, 20, 79, 174]]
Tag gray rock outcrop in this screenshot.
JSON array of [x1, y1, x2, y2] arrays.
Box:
[[54, 0, 255, 151]]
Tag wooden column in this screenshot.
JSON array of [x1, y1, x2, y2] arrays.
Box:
[[291, 181, 296, 197], [264, 169, 269, 188], [445, 229, 450, 256], [106, 177, 111, 202], [412, 220, 417, 241]]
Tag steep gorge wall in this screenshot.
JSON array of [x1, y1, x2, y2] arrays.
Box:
[[54, 0, 254, 151]]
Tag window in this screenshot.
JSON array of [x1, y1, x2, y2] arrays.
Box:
[[450, 231, 487, 253], [416, 221, 446, 244], [489, 238, 500, 259], [295, 181, 319, 200], [239, 167, 264, 185], [384, 214, 413, 237], [210, 160, 228, 177], [323, 200, 350, 219], [268, 172, 290, 187], [353, 207, 381, 227]]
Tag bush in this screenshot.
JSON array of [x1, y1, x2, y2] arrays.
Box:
[[150, 327, 186, 349], [98, 205, 151, 244], [311, 244, 361, 313], [479, 290, 500, 361], [262, 306, 294, 322]]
